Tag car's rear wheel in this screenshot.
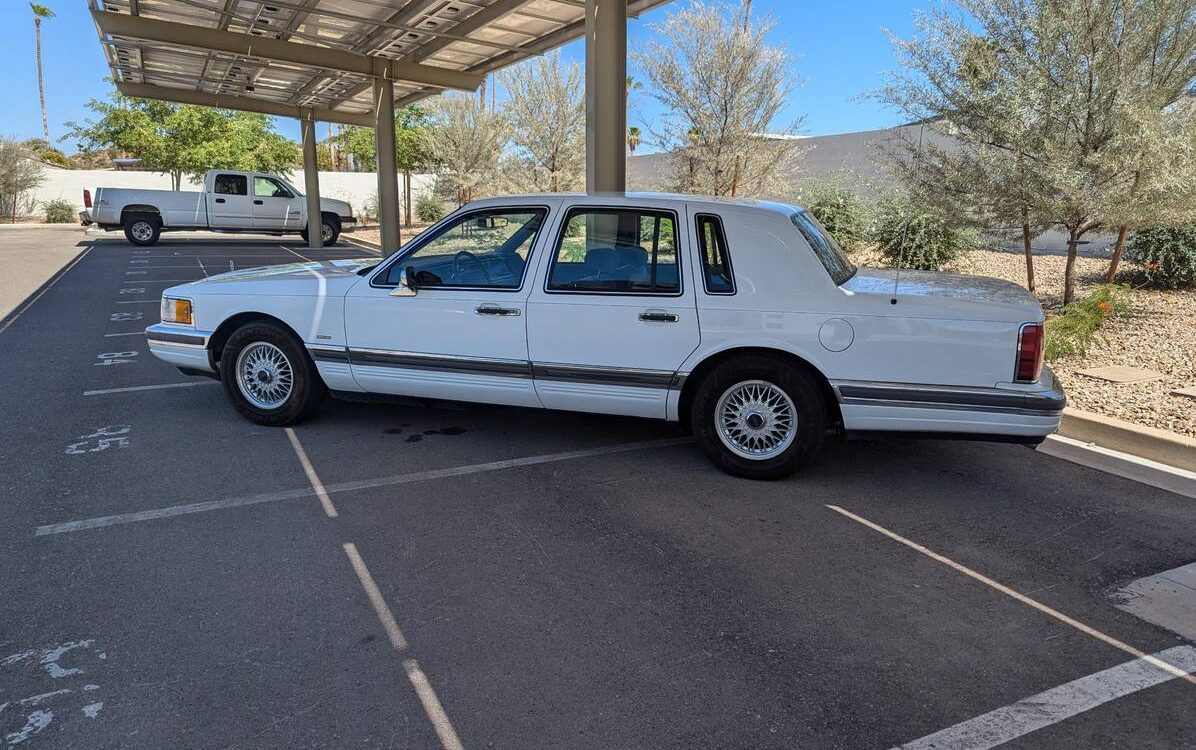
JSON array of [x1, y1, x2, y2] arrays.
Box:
[[690, 355, 826, 480], [123, 214, 161, 246], [300, 215, 339, 246], [220, 322, 325, 426]]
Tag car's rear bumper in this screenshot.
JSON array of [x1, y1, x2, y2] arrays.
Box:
[[339, 216, 357, 232], [145, 323, 216, 374], [835, 367, 1066, 439]]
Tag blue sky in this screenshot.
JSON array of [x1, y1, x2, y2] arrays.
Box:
[[0, 0, 927, 151]]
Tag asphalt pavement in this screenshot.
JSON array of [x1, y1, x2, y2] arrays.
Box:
[[1, 228, 1193, 749]]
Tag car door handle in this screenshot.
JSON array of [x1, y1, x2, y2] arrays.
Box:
[[639, 310, 679, 323], [253, 199, 264, 205], [214, 198, 226, 204], [475, 304, 520, 317]]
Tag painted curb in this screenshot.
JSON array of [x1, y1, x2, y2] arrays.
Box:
[[1059, 408, 1196, 474]]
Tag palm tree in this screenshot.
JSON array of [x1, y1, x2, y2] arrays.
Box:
[[627, 126, 641, 155], [31, 3, 54, 144]]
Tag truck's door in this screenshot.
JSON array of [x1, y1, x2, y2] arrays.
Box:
[[208, 173, 254, 228], [251, 175, 304, 230]]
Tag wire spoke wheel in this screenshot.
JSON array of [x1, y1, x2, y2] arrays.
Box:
[[235, 341, 295, 410], [715, 379, 797, 461]]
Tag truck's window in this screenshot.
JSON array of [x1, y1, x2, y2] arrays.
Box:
[[547, 208, 681, 295], [254, 176, 292, 198], [696, 214, 734, 294], [214, 174, 247, 196], [381, 207, 546, 289], [791, 210, 856, 285]]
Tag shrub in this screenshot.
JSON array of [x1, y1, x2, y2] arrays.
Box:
[[1044, 285, 1131, 361], [1125, 225, 1196, 289], [800, 181, 866, 252], [361, 191, 380, 223], [38, 147, 71, 169], [872, 197, 972, 271], [416, 193, 445, 223], [43, 198, 77, 224]]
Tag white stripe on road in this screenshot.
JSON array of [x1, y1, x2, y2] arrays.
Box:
[[892, 645, 1196, 750], [0, 244, 94, 335], [279, 245, 315, 263], [35, 438, 690, 535], [122, 279, 198, 284], [104, 331, 145, 337], [285, 427, 338, 517], [114, 300, 159, 304], [826, 505, 1196, 685], [83, 381, 220, 396], [342, 543, 465, 750]]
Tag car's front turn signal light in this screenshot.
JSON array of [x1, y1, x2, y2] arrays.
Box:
[[161, 297, 193, 326]]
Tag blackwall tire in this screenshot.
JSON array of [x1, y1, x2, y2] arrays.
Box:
[[123, 215, 161, 246], [219, 322, 325, 426], [689, 354, 826, 480]]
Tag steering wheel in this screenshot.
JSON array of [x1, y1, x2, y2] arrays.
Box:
[[453, 250, 492, 283]]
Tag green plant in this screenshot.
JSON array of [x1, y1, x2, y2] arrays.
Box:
[[416, 193, 445, 223], [872, 197, 972, 271], [1125, 225, 1196, 289], [800, 181, 867, 252], [43, 198, 76, 223], [1044, 285, 1131, 361]]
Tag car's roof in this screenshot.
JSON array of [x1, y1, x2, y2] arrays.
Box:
[[466, 192, 804, 216]]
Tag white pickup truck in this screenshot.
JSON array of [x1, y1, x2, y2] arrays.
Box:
[[81, 169, 356, 246]]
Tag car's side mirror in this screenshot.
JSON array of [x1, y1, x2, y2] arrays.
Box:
[[391, 265, 418, 297]]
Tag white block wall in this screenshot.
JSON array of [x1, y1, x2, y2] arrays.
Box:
[[31, 165, 434, 218]]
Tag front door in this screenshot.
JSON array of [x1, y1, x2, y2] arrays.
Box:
[[344, 204, 555, 408], [251, 175, 303, 230], [525, 203, 701, 418], [208, 173, 254, 228]]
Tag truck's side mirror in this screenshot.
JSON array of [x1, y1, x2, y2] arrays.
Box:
[[391, 265, 418, 297]]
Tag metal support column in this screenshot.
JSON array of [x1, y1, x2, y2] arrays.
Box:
[[585, 0, 627, 194], [373, 66, 402, 255], [300, 115, 323, 249]]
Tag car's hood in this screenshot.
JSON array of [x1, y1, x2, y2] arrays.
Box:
[[842, 267, 1042, 322], [172, 259, 376, 296], [320, 196, 352, 215]]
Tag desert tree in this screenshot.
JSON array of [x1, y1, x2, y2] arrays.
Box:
[[632, 0, 805, 197], [500, 53, 585, 192], [879, 0, 1196, 303], [0, 138, 44, 223], [424, 92, 510, 206]]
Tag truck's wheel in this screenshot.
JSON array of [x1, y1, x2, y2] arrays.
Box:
[[300, 215, 339, 246], [219, 322, 326, 426], [123, 214, 161, 246], [689, 354, 826, 480]]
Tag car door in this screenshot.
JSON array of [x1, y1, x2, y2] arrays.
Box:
[[251, 175, 303, 230], [208, 173, 254, 228], [525, 202, 701, 419], [343, 203, 557, 408]]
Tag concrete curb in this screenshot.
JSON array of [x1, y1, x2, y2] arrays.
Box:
[[1059, 408, 1196, 473], [342, 235, 381, 254]]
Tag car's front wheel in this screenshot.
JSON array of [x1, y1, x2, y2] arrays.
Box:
[[220, 322, 325, 426], [690, 355, 826, 480]]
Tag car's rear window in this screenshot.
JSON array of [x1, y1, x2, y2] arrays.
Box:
[[791, 210, 856, 285]]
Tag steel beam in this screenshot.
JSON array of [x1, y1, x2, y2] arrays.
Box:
[[93, 10, 483, 91], [374, 72, 402, 256], [115, 82, 375, 126], [300, 116, 323, 249], [585, 0, 626, 194]]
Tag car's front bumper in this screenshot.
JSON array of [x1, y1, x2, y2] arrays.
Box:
[[145, 323, 215, 374]]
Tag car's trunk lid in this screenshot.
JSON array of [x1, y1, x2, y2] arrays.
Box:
[[842, 267, 1042, 321]]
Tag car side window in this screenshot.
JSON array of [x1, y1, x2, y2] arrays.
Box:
[[696, 213, 734, 294], [381, 208, 547, 289], [254, 176, 292, 198], [547, 208, 681, 294], [214, 174, 247, 196]]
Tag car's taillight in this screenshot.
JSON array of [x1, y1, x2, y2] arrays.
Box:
[[1015, 323, 1044, 382], [83, 189, 92, 208]]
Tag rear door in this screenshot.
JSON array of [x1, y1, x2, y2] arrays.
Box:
[[525, 202, 700, 418], [251, 175, 304, 230], [208, 173, 254, 228]]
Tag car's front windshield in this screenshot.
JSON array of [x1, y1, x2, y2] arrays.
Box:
[[791, 210, 856, 285]]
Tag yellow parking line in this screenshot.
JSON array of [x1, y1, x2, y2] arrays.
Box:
[[284, 427, 338, 518]]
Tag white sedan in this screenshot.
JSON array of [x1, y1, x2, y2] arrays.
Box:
[[146, 194, 1064, 479]]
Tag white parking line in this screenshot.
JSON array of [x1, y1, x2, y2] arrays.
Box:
[[34, 438, 691, 535], [196, 258, 209, 277], [83, 381, 220, 396], [279, 245, 315, 263], [103, 331, 145, 338], [122, 279, 197, 284], [114, 300, 159, 304], [825, 505, 1196, 685], [284, 428, 338, 517], [892, 645, 1196, 750], [0, 244, 94, 335], [342, 543, 464, 750]]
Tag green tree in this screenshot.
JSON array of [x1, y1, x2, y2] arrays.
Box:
[[500, 53, 585, 192], [335, 107, 433, 226], [31, 3, 54, 144], [879, 0, 1196, 304], [67, 90, 298, 190], [424, 93, 510, 206]]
